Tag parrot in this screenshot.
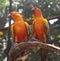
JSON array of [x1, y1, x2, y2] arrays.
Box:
[[31, 5, 49, 61], [10, 11, 29, 43]]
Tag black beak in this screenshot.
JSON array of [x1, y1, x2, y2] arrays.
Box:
[[31, 8, 35, 14], [8, 14, 13, 19], [31, 5, 35, 15]]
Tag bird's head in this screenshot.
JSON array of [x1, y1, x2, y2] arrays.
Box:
[[9, 11, 23, 22], [31, 5, 42, 16]]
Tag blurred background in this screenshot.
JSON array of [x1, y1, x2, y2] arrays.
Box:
[[0, 0, 60, 61]]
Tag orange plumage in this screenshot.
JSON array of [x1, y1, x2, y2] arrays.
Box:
[[10, 11, 28, 42], [32, 6, 46, 42], [32, 6, 48, 61]]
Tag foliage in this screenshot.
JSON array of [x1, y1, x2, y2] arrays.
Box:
[[0, 0, 9, 28], [12, 0, 60, 18], [0, 0, 9, 15]]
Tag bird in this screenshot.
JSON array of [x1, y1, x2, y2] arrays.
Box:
[[31, 5, 49, 61], [10, 11, 29, 43]]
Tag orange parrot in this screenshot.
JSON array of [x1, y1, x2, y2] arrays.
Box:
[[10, 11, 29, 43], [32, 6, 49, 61]]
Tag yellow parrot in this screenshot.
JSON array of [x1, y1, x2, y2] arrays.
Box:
[[32, 5, 49, 61], [10, 11, 29, 43]]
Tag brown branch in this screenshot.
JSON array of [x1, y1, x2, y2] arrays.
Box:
[[17, 41, 60, 53], [0, 27, 8, 31], [15, 53, 29, 61], [8, 41, 60, 61], [47, 15, 60, 20]]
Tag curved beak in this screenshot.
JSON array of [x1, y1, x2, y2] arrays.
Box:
[[31, 6, 35, 14], [8, 13, 13, 20]]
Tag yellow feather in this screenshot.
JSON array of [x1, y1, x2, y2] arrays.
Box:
[[44, 18, 49, 33], [11, 24, 14, 38]]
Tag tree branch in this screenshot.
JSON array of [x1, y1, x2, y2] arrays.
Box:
[[0, 27, 8, 31], [16, 41, 60, 53], [8, 41, 60, 61], [47, 15, 60, 20]]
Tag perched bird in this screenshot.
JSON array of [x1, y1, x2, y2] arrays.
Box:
[[32, 5, 49, 61], [10, 11, 29, 43]]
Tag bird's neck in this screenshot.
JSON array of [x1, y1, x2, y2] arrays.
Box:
[[14, 20, 23, 23], [34, 14, 44, 19]]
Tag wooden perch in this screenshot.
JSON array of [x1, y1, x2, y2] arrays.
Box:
[[15, 41, 60, 54], [8, 41, 60, 61]]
